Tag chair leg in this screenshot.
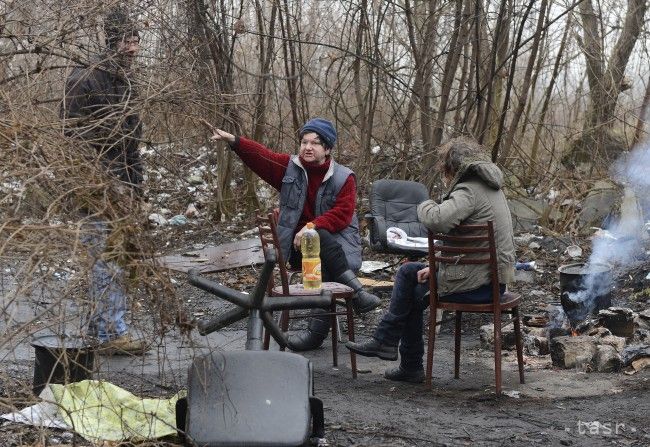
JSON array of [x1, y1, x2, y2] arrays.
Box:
[[346, 300, 357, 379], [513, 306, 525, 384], [263, 327, 271, 350], [426, 305, 439, 389], [279, 310, 290, 352], [435, 309, 444, 334], [335, 316, 342, 341], [493, 310, 503, 396], [330, 303, 338, 368], [454, 311, 462, 379]]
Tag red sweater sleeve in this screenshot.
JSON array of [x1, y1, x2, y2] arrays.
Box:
[[233, 136, 290, 190], [313, 175, 356, 233]]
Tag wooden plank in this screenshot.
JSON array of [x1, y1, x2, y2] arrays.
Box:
[[358, 277, 394, 291], [157, 238, 264, 273]]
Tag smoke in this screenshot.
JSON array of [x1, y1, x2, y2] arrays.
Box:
[[563, 143, 650, 322], [588, 142, 650, 268]]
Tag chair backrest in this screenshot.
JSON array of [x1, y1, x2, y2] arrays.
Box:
[[427, 220, 501, 306], [256, 210, 290, 294], [368, 179, 429, 252]]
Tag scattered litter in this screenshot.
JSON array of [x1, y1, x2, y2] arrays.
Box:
[[631, 357, 650, 372], [181, 251, 202, 257], [514, 233, 543, 244], [1, 387, 68, 429], [528, 241, 541, 249], [360, 261, 390, 273], [515, 261, 536, 271], [186, 175, 203, 185], [168, 215, 188, 226], [185, 203, 199, 217], [591, 227, 617, 241], [564, 245, 582, 258], [148, 213, 167, 226]]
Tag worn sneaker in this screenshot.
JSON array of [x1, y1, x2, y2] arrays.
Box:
[[345, 337, 398, 361], [96, 334, 150, 355], [384, 366, 425, 384]]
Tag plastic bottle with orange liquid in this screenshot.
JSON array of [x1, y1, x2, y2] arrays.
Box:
[[301, 222, 322, 289]]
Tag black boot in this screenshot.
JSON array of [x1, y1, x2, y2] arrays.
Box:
[[286, 309, 330, 351], [345, 337, 398, 360], [338, 270, 381, 315]]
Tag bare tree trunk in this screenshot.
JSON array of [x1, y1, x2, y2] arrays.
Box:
[[578, 0, 647, 158], [477, 0, 511, 146], [498, 0, 547, 164], [404, 0, 439, 185], [526, 12, 571, 183], [430, 0, 471, 152], [246, 0, 280, 212], [489, 0, 529, 161], [279, 0, 303, 134], [632, 75, 650, 146], [352, 0, 372, 169], [187, 0, 242, 218]]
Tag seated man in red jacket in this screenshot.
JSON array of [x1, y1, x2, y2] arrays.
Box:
[[209, 118, 381, 350]]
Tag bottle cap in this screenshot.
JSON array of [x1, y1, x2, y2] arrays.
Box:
[[306, 222, 315, 229]]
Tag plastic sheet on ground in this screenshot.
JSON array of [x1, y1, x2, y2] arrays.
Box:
[[359, 260, 390, 273], [2, 380, 184, 442], [1, 386, 68, 429]]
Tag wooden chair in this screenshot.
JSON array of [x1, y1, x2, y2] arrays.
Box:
[[426, 221, 524, 395], [256, 211, 358, 378]]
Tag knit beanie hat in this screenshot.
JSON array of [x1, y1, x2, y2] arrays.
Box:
[[300, 118, 337, 149], [104, 8, 139, 49]]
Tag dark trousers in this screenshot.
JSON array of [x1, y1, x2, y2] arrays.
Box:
[[289, 229, 350, 281], [373, 262, 505, 371]]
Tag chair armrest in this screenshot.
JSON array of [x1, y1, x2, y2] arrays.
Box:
[[368, 215, 388, 250]]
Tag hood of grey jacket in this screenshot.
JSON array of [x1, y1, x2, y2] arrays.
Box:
[[445, 159, 503, 198]]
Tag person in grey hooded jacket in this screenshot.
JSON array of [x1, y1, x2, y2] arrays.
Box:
[[346, 137, 515, 383]]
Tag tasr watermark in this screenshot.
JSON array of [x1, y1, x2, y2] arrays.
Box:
[[565, 420, 637, 436]]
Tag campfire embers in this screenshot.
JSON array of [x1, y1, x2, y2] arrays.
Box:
[[542, 304, 650, 372], [558, 262, 612, 328]]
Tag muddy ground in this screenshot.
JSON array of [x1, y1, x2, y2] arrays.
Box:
[[1, 218, 650, 446]]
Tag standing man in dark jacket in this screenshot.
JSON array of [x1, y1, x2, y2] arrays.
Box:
[[208, 118, 381, 350], [346, 137, 515, 383], [61, 8, 148, 354]]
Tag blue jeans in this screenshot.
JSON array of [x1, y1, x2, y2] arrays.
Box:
[[81, 218, 128, 341], [373, 262, 504, 371]]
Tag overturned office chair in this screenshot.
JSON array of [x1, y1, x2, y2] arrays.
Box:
[[365, 179, 429, 256], [425, 221, 525, 396], [256, 211, 358, 378]]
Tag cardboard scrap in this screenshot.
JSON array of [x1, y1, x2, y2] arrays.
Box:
[[157, 238, 264, 273], [358, 277, 394, 290]]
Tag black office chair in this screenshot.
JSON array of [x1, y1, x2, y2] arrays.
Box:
[[365, 179, 430, 256]]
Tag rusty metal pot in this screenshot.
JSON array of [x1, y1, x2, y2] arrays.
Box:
[[558, 262, 612, 327]]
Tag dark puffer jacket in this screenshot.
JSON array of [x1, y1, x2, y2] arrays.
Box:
[[61, 55, 143, 186]]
